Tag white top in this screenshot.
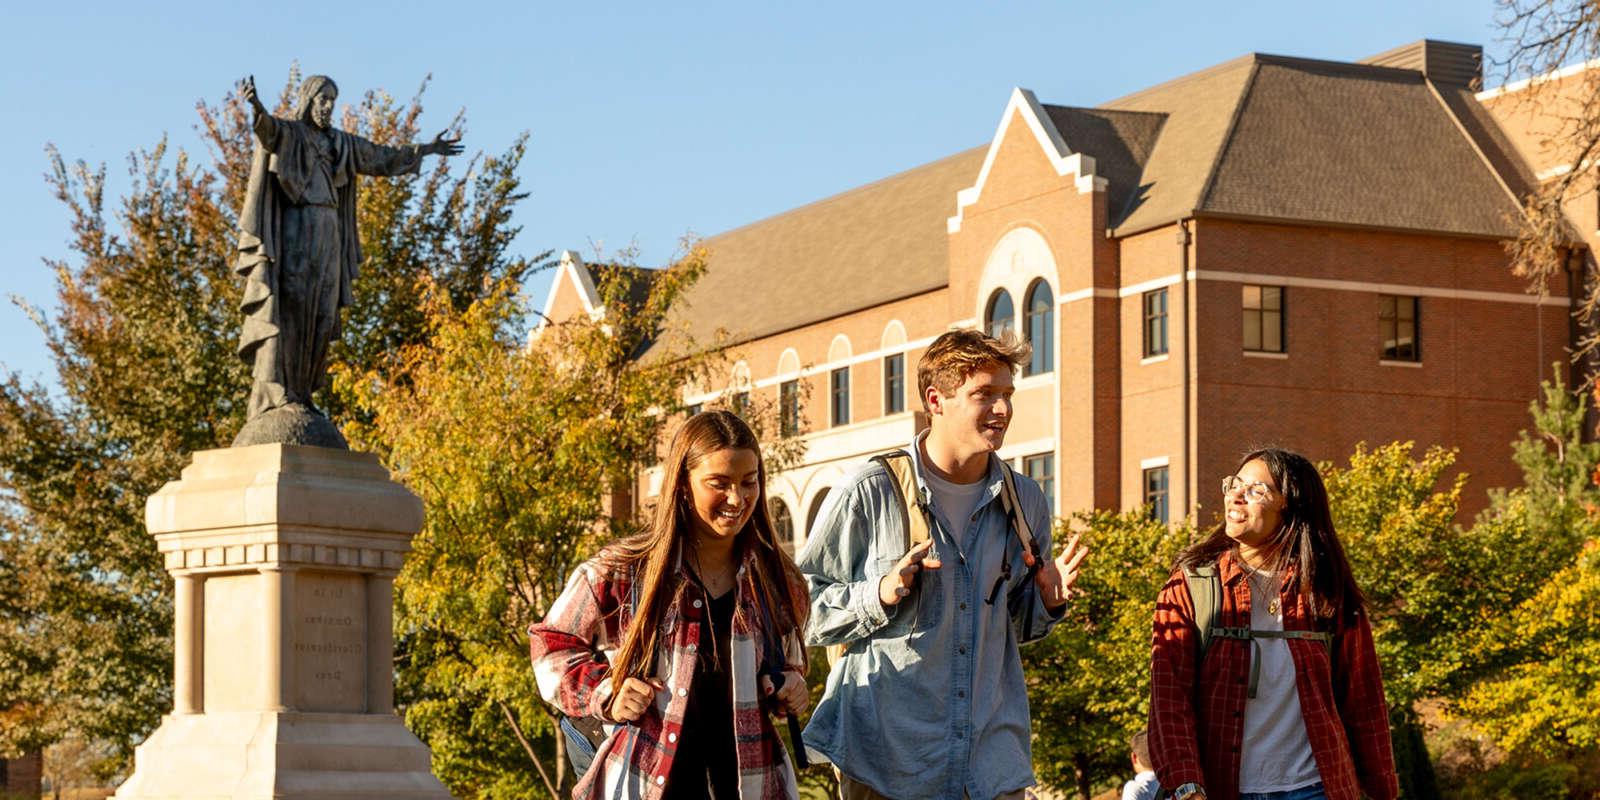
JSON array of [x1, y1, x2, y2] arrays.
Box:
[[919, 462, 988, 541], [1122, 770, 1161, 800], [1238, 570, 1322, 793]]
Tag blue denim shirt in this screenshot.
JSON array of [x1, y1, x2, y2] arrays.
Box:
[[797, 434, 1064, 800]]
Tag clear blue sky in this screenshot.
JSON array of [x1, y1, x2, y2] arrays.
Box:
[[1, 1, 1510, 385]]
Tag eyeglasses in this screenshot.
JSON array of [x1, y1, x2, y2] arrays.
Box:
[[1221, 475, 1276, 503]]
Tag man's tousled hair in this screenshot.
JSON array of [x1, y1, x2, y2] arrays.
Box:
[[916, 329, 1030, 411]]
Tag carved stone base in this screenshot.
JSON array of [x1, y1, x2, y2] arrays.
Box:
[[113, 711, 450, 799], [233, 403, 348, 449], [116, 445, 449, 798]]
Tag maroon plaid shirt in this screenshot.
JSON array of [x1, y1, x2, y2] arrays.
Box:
[[530, 548, 805, 800], [1148, 550, 1398, 800]]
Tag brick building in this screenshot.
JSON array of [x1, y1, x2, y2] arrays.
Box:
[[1, 750, 42, 797], [541, 39, 1583, 545]]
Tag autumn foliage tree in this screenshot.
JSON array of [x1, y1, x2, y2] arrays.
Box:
[[0, 68, 534, 775], [1025, 509, 1191, 800], [336, 248, 812, 798]]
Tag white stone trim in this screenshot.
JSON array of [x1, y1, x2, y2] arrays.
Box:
[[880, 319, 907, 350], [1477, 58, 1600, 101], [1119, 274, 1183, 298], [534, 250, 603, 333], [776, 348, 801, 379], [1059, 287, 1118, 304], [1140, 354, 1170, 366], [1379, 359, 1425, 368], [1140, 455, 1170, 470], [1195, 269, 1568, 307], [948, 87, 1107, 234], [827, 334, 853, 364], [997, 436, 1055, 463], [1242, 350, 1289, 360]]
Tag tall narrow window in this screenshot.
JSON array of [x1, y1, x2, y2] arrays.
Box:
[[1143, 466, 1170, 523], [1024, 280, 1054, 375], [883, 354, 905, 414], [1242, 285, 1285, 353], [1380, 295, 1420, 361], [780, 380, 800, 437], [1143, 288, 1169, 357], [1023, 453, 1055, 519], [830, 367, 850, 427], [986, 289, 1015, 340], [770, 498, 795, 557], [730, 391, 750, 418], [685, 402, 702, 418]]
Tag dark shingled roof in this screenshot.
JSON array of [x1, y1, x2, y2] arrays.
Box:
[[653, 147, 987, 352], [1042, 105, 1167, 226], [637, 44, 1528, 351], [1194, 57, 1520, 238]]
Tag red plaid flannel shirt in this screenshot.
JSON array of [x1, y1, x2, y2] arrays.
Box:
[[530, 548, 805, 800], [1148, 550, 1398, 800]]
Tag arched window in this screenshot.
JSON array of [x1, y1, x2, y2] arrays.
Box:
[[806, 489, 833, 535], [985, 289, 1015, 339], [1024, 279, 1054, 375], [769, 498, 795, 556]]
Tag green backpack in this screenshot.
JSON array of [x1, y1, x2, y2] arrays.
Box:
[[1182, 564, 1333, 699]]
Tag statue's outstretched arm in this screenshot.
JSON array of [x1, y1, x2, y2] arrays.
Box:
[[238, 75, 279, 150]]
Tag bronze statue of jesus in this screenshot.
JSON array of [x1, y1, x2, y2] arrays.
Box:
[[231, 74, 462, 448]]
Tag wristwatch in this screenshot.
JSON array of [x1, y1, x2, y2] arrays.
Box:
[[1172, 783, 1206, 800]]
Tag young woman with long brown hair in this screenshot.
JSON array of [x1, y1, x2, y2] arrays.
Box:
[[1148, 448, 1397, 800], [531, 410, 810, 800]]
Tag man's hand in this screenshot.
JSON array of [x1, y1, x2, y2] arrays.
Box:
[[605, 676, 664, 723], [424, 129, 464, 157], [238, 75, 267, 118], [878, 539, 941, 608], [759, 668, 809, 718], [1033, 532, 1087, 611]]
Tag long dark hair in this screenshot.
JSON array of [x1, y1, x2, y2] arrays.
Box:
[[1176, 448, 1365, 619], [602, 410, 808, 692]]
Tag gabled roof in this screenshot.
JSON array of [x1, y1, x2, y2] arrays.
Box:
[[612, 40, 1534, 354], [653, 147, 987, 352], [1097, 50, 1522, 237]]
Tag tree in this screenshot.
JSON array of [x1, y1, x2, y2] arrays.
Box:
[[337, 249, 812, 797], [1025, 509, 1191, 800], [0, 69, 533, 774], [1495, 0, 1600, 373]]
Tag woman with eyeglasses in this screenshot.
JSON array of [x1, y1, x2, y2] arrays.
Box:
[[1146, 448, 1397, 800]]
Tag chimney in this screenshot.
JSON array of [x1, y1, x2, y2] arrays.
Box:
[[1360, 39, 1483, 89]]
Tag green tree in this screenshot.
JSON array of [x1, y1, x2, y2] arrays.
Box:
[[0, 69, 533, 774], [1025, 509, 1191, 800], [338, 249, 811, 797]]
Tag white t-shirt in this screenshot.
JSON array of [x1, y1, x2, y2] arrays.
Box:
[[1238, 570, 1322, 793], [1122, 770, 1160, 800], [919, 464, 988, 541]]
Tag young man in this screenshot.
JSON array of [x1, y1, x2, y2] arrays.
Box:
[[1123, 730, 1160, 800], [797, 329, 1087, 800]]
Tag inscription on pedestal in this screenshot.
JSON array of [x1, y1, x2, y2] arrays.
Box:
[[293, 572, 367, 712]]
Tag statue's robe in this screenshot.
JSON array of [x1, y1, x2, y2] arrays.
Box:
[[235, 113, 421, 418]]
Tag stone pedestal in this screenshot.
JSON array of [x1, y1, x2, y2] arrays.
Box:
[[115, 444, 451, 799]]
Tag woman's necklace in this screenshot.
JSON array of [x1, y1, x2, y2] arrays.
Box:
[[1243, 560, 1281, 616]]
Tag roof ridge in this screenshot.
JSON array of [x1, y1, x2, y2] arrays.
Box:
[[704, 145, 986, 243], [1101, 53, 1260, 108], [1042, 103, 1169, 120], [1196, 59, 1264, 212]]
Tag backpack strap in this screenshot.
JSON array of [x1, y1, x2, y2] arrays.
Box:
[[997, 461, 1040, 568], [1183, 563, 1335, 698], [826, 451, 932, 669], [870, 450, 931, 548], [1182, 564, 1222, 658]]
